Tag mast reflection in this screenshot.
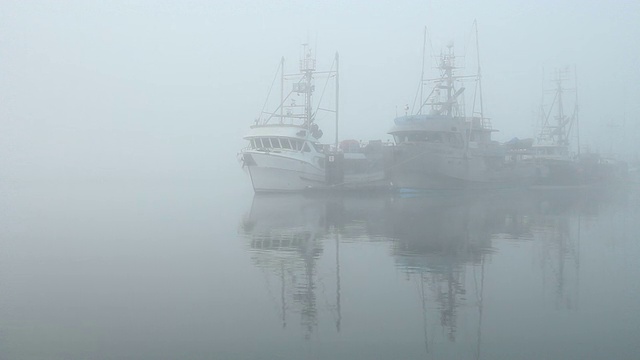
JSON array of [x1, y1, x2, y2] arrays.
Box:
[[386, 191, 533, 350], [240, 194, 327, 338], [237, 188, 620, 354], [530, 189, 615, 310]]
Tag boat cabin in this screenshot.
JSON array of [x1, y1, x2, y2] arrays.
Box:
[[243, 124, 324, 154], [388, 115, 472, 148]]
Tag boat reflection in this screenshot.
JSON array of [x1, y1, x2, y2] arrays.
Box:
[[240, 194, 328, 338], [238, 188, 623, 355]]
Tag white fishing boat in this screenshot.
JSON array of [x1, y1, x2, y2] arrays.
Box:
[[240, 45, 388, 192]]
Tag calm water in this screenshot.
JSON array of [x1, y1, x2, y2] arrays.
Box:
[[1, 180, 640, 359]]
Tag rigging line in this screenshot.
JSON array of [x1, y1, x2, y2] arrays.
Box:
[[313, 58, 336, 119], [425, 25, 435, 68], [418, 26, 427, 115], [411, 78, 422, 114], [471, 77, 478, 118], [264, 91, 295, 123], [463, 20, 477, 67], [417, 86, 438, 115], [566, 107, 577, 140], [541, 90, 559, 135], [412, 26, 432, 115], [258, 60, 283, 123]]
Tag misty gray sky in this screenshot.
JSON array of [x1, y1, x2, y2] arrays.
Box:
[[2, 0, 639, 181]]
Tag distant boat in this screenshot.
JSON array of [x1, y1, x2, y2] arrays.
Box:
[[531, 67, 627, 187], [239, 45, 389, 192], [385, 25, 537, 191]]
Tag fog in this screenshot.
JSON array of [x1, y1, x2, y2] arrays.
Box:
[[2, 0, 639, 184], [2, 2, 640, 359]]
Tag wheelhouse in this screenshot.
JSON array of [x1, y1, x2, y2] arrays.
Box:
[[245, 137, 324, 154]]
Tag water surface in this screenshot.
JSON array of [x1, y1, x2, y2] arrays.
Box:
[[1, 181, 639, 359]]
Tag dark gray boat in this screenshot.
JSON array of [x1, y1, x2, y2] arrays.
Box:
[[385, 30, 537, 191]]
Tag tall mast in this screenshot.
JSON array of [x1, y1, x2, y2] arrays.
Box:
[[574, 65, 580, 155], [280, 57, 284, 123], [300, 43, 315, 130], [419, 26, 427, 115], [474, 20, 485, 127], [556, 69, 566, 146], [335, 52, 339, 148], [306, 66, 312, 127], [446, 45, 453, 116]]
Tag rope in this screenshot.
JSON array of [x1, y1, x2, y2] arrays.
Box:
[[258, 61, 283, 123]]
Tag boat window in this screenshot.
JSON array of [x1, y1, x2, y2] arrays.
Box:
[[280, 138, 292, 149], [254, 138, 263, 148], [270, 138, 280, 148], [302, 142, 311, 152], [260, 138, 270, 148], [291, 140, 301, 151]]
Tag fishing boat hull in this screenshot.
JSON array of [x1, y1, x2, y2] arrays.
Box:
[[387, 145, 537, 191], [533, 156, 628, 188], [389, 170, 536, 191], [243, 150, 391, 192], [243, 152, 325, 192]]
